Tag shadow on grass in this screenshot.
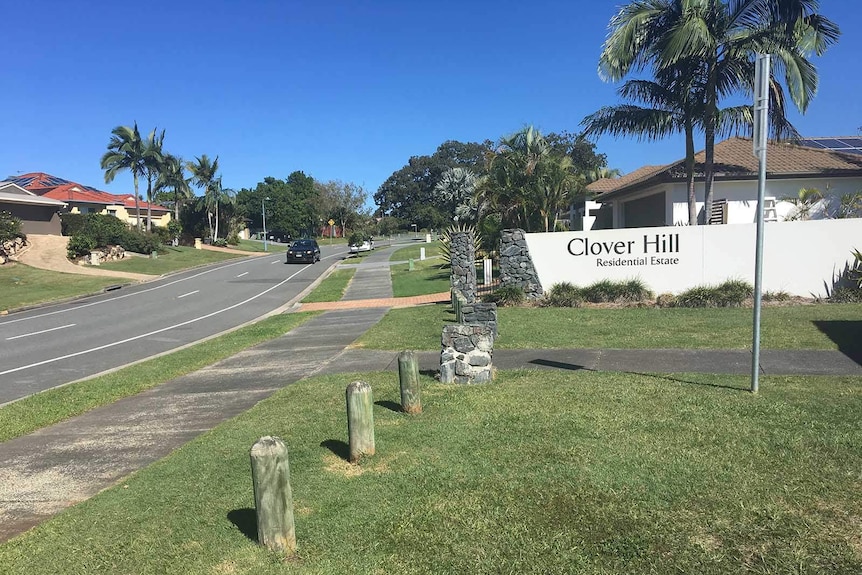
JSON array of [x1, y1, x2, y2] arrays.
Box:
[[529, 358, 589, 371], [321, 439, 350, 461], [375, 400, 402, 413], [227, 508, 258, 542], [814, 320, 862, 366], [419, 369, 438, 379]]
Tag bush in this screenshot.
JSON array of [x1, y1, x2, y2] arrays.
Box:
[[482, 286, 525, 306], [211, 238, 228, 248], [580, 278, 652, 303], [119, 229, 162, 254], [60, 213, 87, 237], [829, 286, 862, 303], [151, 225, 173, 246], [675, 280, 753, 308], [655, 293, 677, 308], [226, 232, 240, 246], [67, 234, 96, 258], [0, 211, 25, 243], [762, 290, 791, 302], [541, 282, 583, 307]]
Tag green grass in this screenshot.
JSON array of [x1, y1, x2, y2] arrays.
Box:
[[302, 268, 356, 303], [2, 370, 859, 574], [355, 302, 862, 351], [390, 240, 443, 261], [391, 254, 450, 298], [0, 263, 132, 311], [0, 312, 317, 443], [99, 245, 243, 274], [234, 239, 288, 253]]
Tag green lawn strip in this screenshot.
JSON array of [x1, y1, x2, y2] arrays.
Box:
[[3, 370, 859, 574], [0, 312, 318, 443], [0, 264, 131, 311], [99, 245, 243, 274], [354, 302, 862, 351], [234, 239, 288, 253], [391, 257, 450, 297], [302, 268, 356, 303], [389, 240, 443, 261]]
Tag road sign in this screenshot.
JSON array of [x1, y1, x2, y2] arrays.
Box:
[[328, 219, 334, 226]]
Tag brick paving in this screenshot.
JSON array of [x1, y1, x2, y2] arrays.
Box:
[[299, 291, 451, 311]]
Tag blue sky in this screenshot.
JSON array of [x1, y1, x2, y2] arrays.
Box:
[[2, 1, 860, 206]]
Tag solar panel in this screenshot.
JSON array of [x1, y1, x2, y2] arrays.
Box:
[[797, 136, 862, 155]]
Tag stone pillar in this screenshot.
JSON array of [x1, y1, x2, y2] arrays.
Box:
[[440, 324, 494, 384], [460, 302, 498, 338], [498, 228, 543, 299], [450, 231, 477, 303]]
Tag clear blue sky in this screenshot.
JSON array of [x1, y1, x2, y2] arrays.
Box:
[[2, 1, 860, 205]]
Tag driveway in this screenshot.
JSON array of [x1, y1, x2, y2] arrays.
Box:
[[17, 234, 155, 281]]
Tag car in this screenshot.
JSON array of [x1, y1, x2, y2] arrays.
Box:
[[348, 238, 374, 254], [285, 239, 321, 263], [267, 230, 291, 243]]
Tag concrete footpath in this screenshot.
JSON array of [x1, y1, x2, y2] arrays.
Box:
[[1, 244, 860, 542]]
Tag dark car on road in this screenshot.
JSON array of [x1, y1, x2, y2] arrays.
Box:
[[286, 239, 321, 263]]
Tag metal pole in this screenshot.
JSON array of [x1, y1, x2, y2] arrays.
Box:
[[262, 198, 268, 252], [751, 54, 770, 394]]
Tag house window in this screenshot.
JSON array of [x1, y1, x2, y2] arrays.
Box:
[[107, 209, 117, 216]]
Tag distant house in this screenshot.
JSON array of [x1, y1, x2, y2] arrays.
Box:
[[2, 172, 172, 229], [584, 137, 862, 229], [0, 182, 67, 235]]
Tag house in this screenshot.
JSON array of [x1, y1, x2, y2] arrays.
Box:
[[2, 172, 172, 229], [584, 137, 862, 229], [0, 182, 67, 235]]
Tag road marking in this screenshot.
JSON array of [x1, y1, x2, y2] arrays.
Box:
[[0, 258, 260, 326], [177, 290, 199, 299], [236, 272, 249, 278], [0, 265, 313, 377], [6, 323, 76, 341], [271, 260, 280, 264]]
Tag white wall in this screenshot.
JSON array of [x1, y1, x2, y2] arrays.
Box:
[[525, 219, 862, 297]]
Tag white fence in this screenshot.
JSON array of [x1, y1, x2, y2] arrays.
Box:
[[525, 219, 862, 298]]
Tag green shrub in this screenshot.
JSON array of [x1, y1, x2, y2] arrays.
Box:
[[541, 282, 583, 307], [482, 286, 525, 306], [675, 280, 753, 308], [67, 234, 96, 258], [580, 278, 652, 303], [655, 293, 676, 308], [211, 238, 228, 248], [829, 286, 862, 303], [60, 213, 87, 236], [120, 229, 162, 254], [151, 225, 173, 246], [0, 211, 25, 243], [226, 232, 240, 246], [762, 290, 791, 302]]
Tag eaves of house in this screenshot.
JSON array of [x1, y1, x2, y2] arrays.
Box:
[[588, 137, 862, 202]]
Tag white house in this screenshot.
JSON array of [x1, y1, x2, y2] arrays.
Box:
[[585, 137, 862, 229]]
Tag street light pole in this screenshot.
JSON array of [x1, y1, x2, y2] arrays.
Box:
[[262, 197, 270, 252]]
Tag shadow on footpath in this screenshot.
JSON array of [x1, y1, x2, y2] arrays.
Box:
[[814, 320, 862, 366]]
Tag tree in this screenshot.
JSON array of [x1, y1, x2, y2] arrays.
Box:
[[187, 155, 221, 241], [142, 128, 165, 232], [434, 168, 484, 224], [155, 154, 193, 222], [100, 123, 147, 231], [598, 0, 840, 221], [315, 180, 368, 238], [375, 140, 493, 229]]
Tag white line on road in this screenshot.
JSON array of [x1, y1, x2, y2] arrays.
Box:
[[236, 272, 249, 277], [6, 323, 76, 341], [271, 260, 280, 264], [0, 265, 312, 377], [177, 290, 199, 299]]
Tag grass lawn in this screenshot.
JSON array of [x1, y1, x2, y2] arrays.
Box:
[[234, 239, 288, 253], [390, 240, 443, 261], [0, 312, 318, 443], [301, 269, 356, 303], [2, 370, 859, 574], [355, 302, 862, 351], [390, 243, 449, 297], [99, 245, 243, 275], [0, 263, 132, 311]]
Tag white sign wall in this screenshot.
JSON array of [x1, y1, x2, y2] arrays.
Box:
[[525, 219, 862, 297]]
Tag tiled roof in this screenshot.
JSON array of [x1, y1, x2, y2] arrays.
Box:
[[587, 137, 862, 199], [2, 172, 169, 213]]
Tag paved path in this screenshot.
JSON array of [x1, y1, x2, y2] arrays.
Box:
[[17, 234, 156, 281], [1, 246, 860, 542]]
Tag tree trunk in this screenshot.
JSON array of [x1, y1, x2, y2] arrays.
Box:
[[704, 62, 718, 224], [146, 176, 153, 232], [133, 175, 142, 231], [398, 351, 422, 414], [346, 381, 375, 462], [685, 122, 697, 225], [250, 436, 296, 554]]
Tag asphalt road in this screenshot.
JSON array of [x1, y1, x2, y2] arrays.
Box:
[[0, 243, 347, 404]]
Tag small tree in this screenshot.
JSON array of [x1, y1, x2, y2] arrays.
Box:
[[0, 211, 24, 243]]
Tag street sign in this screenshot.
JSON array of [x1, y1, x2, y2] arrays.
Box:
[[328, 219, 334, 226]]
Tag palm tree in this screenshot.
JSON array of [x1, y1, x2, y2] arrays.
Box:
[[187, 155, 221, 241], [536, 155, 577, 232], [100, 123, 146, 230], [142, 128, 165, 232], [598, 0, 840, 221], [434, 167, 484, 224], [156, 154, 193, 222]]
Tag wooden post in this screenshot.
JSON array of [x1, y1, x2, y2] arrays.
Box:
[[250, 436, 296, 553], [346, 381, 375, 462], [398, 350, 422, 414]]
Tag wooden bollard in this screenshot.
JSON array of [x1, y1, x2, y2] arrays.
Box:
[[250, 436, 296, 553], [398, 350, 422, 414], [346, 381, 375, 462]]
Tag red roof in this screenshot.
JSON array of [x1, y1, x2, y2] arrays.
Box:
[[4, 172, 168, 213]]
